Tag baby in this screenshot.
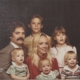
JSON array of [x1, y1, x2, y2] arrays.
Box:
[[36, 58, 59, 80], [6, 48, 30, 80], [61, 51, 80, 79]]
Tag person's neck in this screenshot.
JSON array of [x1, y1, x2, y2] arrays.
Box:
[[43, 70, 51, 75], [38, 53, 46, 59], [57, 43, 66, 47], [68, 65, 76, 71], [15, 62, 23, 66], [31, 32, 41, 37]]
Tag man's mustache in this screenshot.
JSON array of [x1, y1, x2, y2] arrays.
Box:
[[17, 37, 24, 41]]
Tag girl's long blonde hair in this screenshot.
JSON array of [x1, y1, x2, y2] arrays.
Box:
[[30, 33, 52, 67], [51, 26, 71, 47]]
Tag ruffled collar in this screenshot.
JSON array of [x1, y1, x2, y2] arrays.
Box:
[[41, 70, 52, 76], [12, 61, 24, 68]]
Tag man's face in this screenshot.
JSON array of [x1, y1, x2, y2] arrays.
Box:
[[10, 27, 25, 46]]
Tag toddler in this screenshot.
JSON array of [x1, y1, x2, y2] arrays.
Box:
[[6, 48, 30, 80], [36, 58, 59, 80], [61, 51, 80, 79]]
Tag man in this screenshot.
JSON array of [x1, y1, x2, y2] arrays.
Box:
[[0, 22, 26, 79]]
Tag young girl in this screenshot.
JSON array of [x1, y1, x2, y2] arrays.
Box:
[[24, 14, 51, 56], [36, 58, 59, 80], [6, 48, 30, 80], [61, 51, 80, 79], [50, 26, 77, 73]]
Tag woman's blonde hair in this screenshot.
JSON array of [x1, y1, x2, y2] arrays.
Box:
[[64, 51, 78, 64], [30, 33, 52, 67], [51, 26, 71, 47]]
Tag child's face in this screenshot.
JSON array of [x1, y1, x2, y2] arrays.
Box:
[[54, 33, 66, 45], [40, 60, 51, 74], [29, 18, 43, 34], [66, 55, 77, 69], [13, 50, 24, 66]]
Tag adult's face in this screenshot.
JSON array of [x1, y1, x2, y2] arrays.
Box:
[[37, 36, 49, 55], [10, 27, 25, 46]]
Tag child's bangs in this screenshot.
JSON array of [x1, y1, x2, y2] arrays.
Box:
[[55, 29, 65, 35]]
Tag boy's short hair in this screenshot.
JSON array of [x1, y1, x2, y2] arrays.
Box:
[[38, 58, 51, 68], [11, 48, 24, 57], [29, 14, 43, 24], [64, 51, 78, 64]]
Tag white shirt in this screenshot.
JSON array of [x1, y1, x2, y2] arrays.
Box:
[[10, 42, 19, 48], [50, 44, 77, 67]]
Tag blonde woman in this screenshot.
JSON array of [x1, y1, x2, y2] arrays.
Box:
[[25, 33, 60, 79]]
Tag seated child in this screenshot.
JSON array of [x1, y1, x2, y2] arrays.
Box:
[[61, 51, 80, 79], [6, 48, 30, 80], [36, 58, 59, 80]]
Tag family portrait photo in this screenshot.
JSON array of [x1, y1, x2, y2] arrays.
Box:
[[0, 0, 80, 80]]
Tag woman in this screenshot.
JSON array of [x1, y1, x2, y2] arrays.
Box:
[[25, 33, 60, 79]]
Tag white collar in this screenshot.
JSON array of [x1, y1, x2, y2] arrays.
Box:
[[12, 61, 24, 68], [41, 70, 52, 76], [56, 44, 67, 48], [64, 64, 79, 73], [10, 42, 19, 48]]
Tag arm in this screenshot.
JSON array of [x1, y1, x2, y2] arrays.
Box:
[[61, 69, 66, 80], [25, 73, 30, 79], [11, 74, 29, 80], [73, 46, 77, 54]]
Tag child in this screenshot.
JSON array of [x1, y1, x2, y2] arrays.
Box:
[[24, 14, 51, 56], [50, 26, 77, 73], [61, 51, 80, 79], [6, 48, 30, 80], [36, 58, 59, 80]]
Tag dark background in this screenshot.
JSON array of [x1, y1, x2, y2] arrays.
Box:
[[0, 0, 80, 65]]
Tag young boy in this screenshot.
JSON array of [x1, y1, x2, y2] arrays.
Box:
[[36, 58, 59, 80], [6, 48, 30, 80], [24, 14, 51, 56], [61, 51, 80, 79]]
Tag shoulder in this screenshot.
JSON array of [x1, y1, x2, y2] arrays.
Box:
[[66, 45, 76, 49], [52, 70, 59, 76], [50, 47, 56, 52], [24, 35, 33, 45], [65, 45, 77, 52], [36, 74, 43, 80], [0, 43, 14, 53], [24, 35, 32, 41], [23, 63, 28, 67], [9, 65, 15, 68], [7, 65, 15, 72]]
